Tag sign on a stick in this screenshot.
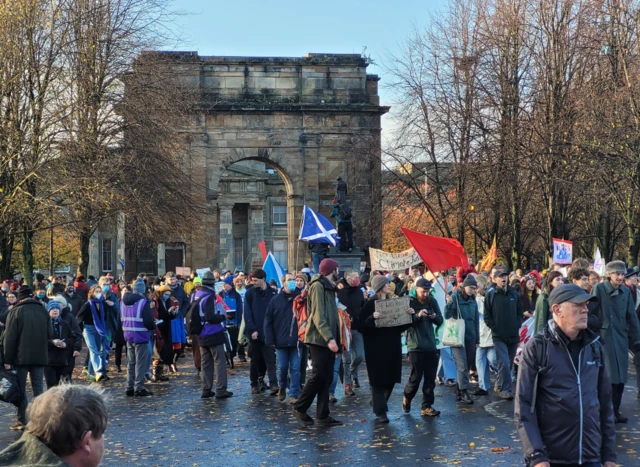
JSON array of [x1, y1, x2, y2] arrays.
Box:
[[374, 296, 412, 328]]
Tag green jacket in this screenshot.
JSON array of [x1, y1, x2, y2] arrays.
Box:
[[3, 299, 53, 366], [445, 289, 480, 344], [532, 290, 549, 335], [483, 285, 523, 345], [304, 275, 340, 349], [407, 297, 443, 352], [0, 432, 69, 466]]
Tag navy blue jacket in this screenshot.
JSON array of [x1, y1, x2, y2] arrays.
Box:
[[264, 289, 300, 348], [219, 288, 243, 326], [243, 285, 277, 341]]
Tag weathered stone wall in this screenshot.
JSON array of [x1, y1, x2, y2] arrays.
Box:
[[143, 52, 389, 270]]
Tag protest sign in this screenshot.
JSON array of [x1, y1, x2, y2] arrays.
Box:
[[552, 238, 573, 265], [196, 268, 210, 279], [370, 247, 422, 271], [374, 296, 412, 328], [176, 267, 191, 276], [215, 282, 224, 294]]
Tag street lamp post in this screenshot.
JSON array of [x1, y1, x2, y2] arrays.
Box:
[[470, 205, 477, 264]]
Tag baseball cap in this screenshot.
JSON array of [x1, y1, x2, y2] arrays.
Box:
[[415, 277, 433, 289], [549, 284, 599, 306]]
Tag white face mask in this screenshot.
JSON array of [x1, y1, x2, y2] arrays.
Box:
[[94, 293, 103, 300]]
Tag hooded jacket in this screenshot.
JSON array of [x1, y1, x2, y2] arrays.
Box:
[[0, 432, 69, 467], [336, 278, 365, 331], [243, 284, 277, 341], [515, 321, 616, 467], [484, 285, 523, 345], [304, 274, 340, 349], [445, 289, 480, 345], [264, 288, 300, 348], [406, 296, 443, 352], [3, 299, 54, 366]]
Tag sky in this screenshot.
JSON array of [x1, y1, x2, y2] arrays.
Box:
[[166, 0, 448, 108]]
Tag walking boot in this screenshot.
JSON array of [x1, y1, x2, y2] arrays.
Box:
[[459, 389, 474, 405], [353, 378, 360, 389], [278, 387, 286, 401], [344, 384, 355, 396], [269, 385, 279, 396], [258, 377, 267, 392]]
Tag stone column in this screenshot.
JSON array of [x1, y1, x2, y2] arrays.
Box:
[[157, 243, 166, 276], [218, 203, 235, 270], [88, 231, 100, 279], [287, 194, 306, 271], [116, 213, 125, 278], [248, 204, 265, 269]]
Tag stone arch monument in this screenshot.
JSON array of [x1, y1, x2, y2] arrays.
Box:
[[150, 52, 389, 271]]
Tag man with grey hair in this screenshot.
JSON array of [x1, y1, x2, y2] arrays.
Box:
[[590, 260, 640, 423], [0, 385, 107, 467]]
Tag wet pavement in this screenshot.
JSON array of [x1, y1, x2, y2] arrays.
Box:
[[1, 350, 639, 466]]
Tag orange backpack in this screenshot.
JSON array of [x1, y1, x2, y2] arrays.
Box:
[[293, 291, 309, 342]]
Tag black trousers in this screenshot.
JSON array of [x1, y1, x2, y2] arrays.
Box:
[[404, 350, 439, 408], [44, 366, 66, 389], [61, 356, 75, 380], [612, 383, 625, 414], [300, 344, 309, 386], [115, 343, 125, 368], [249, 340, 277, 387], [371, 384, 394, 416], [338, 223, 353, 251], [550, 463, 600, 467], [295, 344, 335, 419]]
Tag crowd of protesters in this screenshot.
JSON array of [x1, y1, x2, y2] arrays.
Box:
[[1, 256, 639, 466]]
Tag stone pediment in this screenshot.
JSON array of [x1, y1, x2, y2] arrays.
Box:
[[221, 165, 284, 185]]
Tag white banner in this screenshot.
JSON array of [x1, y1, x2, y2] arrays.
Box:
[[370, 247, 423, 271]]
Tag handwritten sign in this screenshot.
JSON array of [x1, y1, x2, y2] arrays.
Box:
[[552, 238, 573, 265], [176, 267, 191, 276], [370, 247, 422, 271], [374, 297, 412, 328]]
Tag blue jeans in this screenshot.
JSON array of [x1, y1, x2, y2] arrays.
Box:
[[494, 341, 517, 394], [437, 347, 457, 381], [83, 325, 107, 376], [146, 339, 154, 375], [311, 252, 325, 275], [329, 354, 341, 393], [349, 330, 365, 382], [276, 347, 301, 397], [475, 346, 497, 391]]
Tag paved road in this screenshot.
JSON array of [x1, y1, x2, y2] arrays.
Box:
[[1, 350, 639, 466]]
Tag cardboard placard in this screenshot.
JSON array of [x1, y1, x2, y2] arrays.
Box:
[[374, 296, 412, 328], [215, 282, 224, 294], [370, 247, 423, 271], [176, 267, 191, 276], [196, 268, 210, 279]]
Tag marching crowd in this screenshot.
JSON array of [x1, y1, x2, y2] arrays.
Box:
[[1, 256, 639, 467]]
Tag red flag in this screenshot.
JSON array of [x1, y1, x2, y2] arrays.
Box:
[[401, 227, 469, 272], [257, 241, 267, 262]]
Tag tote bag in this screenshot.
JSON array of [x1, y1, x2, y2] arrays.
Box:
[[442, 296, 465, 348]]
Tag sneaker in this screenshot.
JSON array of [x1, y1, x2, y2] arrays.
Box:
[[494, 384, 501, 393], [292, 408, 314, 425], [445, 379, 456, 387], [125, 389, 134, 397], [86, 375, 96, 382], [269, 386, 279, 396], [420, 407, 441, 417], [329, 393, 337, 403], [435, 377, 444, 386], [473, 389, 489, 396], [289, 396, 298, 404], [402, 396, 411, 413], [10, 421, 24, 431], [134, 388, 153, 397], [317, 416, 344, 427], [615, 413, 629, 424], [94, 373, 105, 383], [201, 390, 215, 399], [353, 378, 360, 389], [375, 414, 390, 424], [469, 374, 478, 384], [459, 390, 474, 405], [251, 386, 261, 395], [145, 374, 151, 382], [498, 391, 514, 401], [216, 391, 234, 399], [101, 374, 111, 381], [259, 379, 268, 392], [278, 387, 286, 401]]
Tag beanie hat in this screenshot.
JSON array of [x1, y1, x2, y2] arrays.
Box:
[[17, 285, 33, 301], [319, 258, 339, 276], [201, 271, 216, 286], [223, 276, 235, 287], [462, 275, 478, 288], [47, 300, 62, 312], [371, 275, 389, 293], [52, 295, 68, 309], [415, 277, 432, 289], [251, 268, 267, 280], [193, 276, 202, 285], [133, 279, 146, 295], [605, 260, 626, 275]]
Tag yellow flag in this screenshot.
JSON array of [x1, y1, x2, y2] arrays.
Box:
[[479, 236, 498, 272]]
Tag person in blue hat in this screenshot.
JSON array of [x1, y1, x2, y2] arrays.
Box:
[[219, 275, 244, 362]]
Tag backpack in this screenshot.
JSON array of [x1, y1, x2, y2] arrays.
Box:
[[293, 291, 309, 342], [339, 204, 352, 220], [186, 296, 205, 335]]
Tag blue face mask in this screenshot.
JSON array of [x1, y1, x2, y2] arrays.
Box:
[[102, 285, 110, 293], [163, 295, 170, 301], [37, 293, 45, 299], [287, 280, 296, 291]]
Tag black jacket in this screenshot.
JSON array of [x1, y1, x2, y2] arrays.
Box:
[[515, 321, 616, 467], [336, 279, 365, 331], [60, 308, 82, 352], [64, 292, 85, 317], [264, 289, 300, 348], [243, 285, 277, 341], [308, 242, 330, 256], [3, 299, 54, 366], [484, 285, 523, 345], [48, 318, 74, 366]]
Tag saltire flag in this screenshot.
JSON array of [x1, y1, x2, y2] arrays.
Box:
[[478, 236, 498, 272], [263, 251, 286, 288], [298, 205, 339, 246], [118, 259, 125, 272], [401, 227, 468, 272]]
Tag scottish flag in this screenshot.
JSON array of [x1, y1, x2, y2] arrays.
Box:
[[263, 252, 286, 288], [298, 205, 340, 246]]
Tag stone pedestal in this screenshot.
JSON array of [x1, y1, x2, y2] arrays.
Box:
[[327, 249, 365, 276], [218, 203, 235, 270], [248, 204, 265, 268]]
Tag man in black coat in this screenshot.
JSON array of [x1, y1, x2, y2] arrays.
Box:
[[515, 284, 616, 467], [243, 268, 278, 395], [3, 286, 55, 431], [337, 269, 365, 392]]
